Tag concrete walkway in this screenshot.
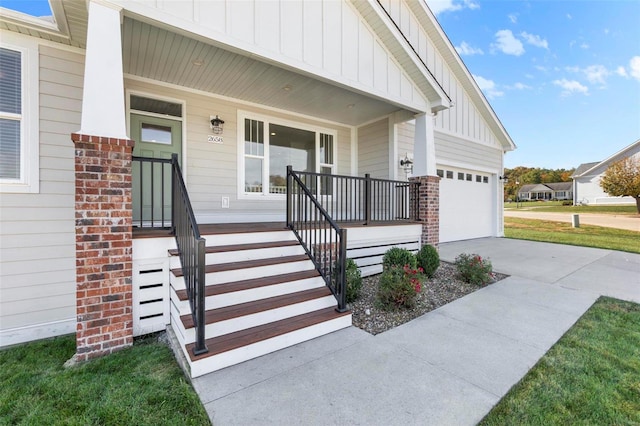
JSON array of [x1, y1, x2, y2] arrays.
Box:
[[504, 209, 640, 232], [192, 239, 640, 425]]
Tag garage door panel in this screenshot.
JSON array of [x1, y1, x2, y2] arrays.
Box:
[[439, 169, 494, 243]]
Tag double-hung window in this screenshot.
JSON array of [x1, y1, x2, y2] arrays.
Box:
[[0, 38, 38, 193], [240, 113, 336, 197]]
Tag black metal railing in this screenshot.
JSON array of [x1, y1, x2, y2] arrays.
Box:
[[291, 170, 420, 224], [171, 154, 207, 356], [287, 166, 347, 312], [132, 156, 173, 229]]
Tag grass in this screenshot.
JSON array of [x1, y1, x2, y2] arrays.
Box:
[[505, 201, 637, 215], [480, 297, 640, 426], [504, 217, 640, 254], [0, 334, 210, 425]]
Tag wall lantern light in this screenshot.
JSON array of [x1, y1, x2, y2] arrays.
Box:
[[210, 115, 225, 135], [400, 153, 413, 174], [499, 175, 508, 183]]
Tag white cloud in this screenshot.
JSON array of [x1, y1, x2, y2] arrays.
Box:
[[508, 13, 518, 24], [567, 13, 572, 19], [492, 30, 525, 56], [580, 43, 589, 50], [426, 0, 479, 15], [569, 40, 576, 48], [566, 65, 610, 85], [512, 82, 532, 90], [473, 74, 504, 99], [583, 65, 609, 85], [630, 56, 640, 80], [520, 32, 549, 49], [455, 41, 484, 56], [553, 79, 588, 96], [535, 65, 549, 72], [616, 66, 628, 77], [525, 73, 535, 79]]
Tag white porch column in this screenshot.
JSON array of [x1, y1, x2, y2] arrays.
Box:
[[413, 113, 437, 177], [79, 0, 127, 139]]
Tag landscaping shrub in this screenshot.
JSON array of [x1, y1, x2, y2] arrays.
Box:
[[416, 244, 439, 278], [454, 253, 494, 286], [345, 258, 362, 303], [562, 200, 572, 206], [382, 247, 417, 270], [376, 265, 424, 310]]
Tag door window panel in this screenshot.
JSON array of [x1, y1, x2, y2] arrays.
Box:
[[141, 123, 172, 144], [269, 124, 314, 194]]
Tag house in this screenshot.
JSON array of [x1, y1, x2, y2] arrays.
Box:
[[572, 139, 640, 205], [518, 182, 573, 201], [0, 0, 515, 377]]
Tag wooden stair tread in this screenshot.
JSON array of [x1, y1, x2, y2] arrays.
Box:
[[171, 254, 309, 277], [175, 270, 321, 301], [180, 287, 332, 328], [186, 307, 351, 361], [168, 240, 299, 256]]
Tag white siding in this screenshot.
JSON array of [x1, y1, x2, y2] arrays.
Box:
[[125, 78, 352, 223], [435, 131, 502, 171], [358, 118, 390, 179], [117, 0, 427, 112], [0, 45, 83, 346], [377, 1, 500, 147]]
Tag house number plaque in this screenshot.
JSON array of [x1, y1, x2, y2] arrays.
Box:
[[208, 135, 223, 144]]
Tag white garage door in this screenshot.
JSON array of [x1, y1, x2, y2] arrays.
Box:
[[439, 168, 495, 243]]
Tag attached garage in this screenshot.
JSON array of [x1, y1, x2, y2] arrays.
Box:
[[438, 166, 496, 243]]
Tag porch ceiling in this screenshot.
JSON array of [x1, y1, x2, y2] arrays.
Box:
[[122, 17, 407, 126]]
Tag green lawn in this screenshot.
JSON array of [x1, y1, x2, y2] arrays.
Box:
[[505, 202, 637, 215], [0, 334, 210, 425], [480, 297, 640, 426], [505, 217, 640, 254]]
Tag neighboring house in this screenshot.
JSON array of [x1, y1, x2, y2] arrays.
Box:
[[518, 182, 573, 201], [0, 0, 515, 377], [572, 139, 640, 205]]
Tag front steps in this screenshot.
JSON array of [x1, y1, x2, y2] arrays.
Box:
[[169, 226, 351, 378]]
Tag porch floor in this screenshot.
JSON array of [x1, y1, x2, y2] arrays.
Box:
[[133, 220, 418, 239]]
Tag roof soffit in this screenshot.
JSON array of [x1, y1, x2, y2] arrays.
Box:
[[349, 0, 450, 112]]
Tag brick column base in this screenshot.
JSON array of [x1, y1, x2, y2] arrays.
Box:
[[72, 133, 135, 362], [409, 175, 440, 248]]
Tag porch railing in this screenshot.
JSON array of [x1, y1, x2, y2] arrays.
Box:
[[286, 166, 347, 312], [171, 154, 208, 356], [291, 171, 420, 225], [132, 156, 173, 229]]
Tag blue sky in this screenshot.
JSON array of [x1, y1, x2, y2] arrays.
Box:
[[3, 0, 639, 170], [427, 0, 640, 170]]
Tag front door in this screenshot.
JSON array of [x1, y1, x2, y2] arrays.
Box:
[[131, 114, 182, 226]]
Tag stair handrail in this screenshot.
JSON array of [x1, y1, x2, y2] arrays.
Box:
[[286, 166, 347, 312], [171, 154, 208, 355]]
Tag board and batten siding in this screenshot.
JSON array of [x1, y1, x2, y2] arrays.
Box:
[[377, 0, 499, 147], [125, 78, 352, 222], [0, 45, 83, 346], [358, 118, 390, 179], [119, 0, 427, 112]]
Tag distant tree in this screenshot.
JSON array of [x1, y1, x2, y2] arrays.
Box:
[[599, 157, 640, 213]]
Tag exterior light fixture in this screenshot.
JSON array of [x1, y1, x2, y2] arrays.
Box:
[[210, 115, 224, 135], [499, 175, 508, 183], [400, 153, 413, 174]]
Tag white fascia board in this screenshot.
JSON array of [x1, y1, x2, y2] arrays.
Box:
[[580, 138, 640, 177], [0, 6, 69, 40], [407, 0, 516, 152], [354, 0, 450, 110], [112, 0, 428, 113]]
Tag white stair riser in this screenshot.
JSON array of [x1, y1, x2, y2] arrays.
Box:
[[187, 315, 352, 377], [168, 245, 305, 269], [171, 277, 326, 314], [177, 295, 337, 345], [202, 231, 296, 246], [171, 260, 316, 290]]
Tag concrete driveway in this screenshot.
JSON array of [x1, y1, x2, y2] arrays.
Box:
[[193, 238, 640, 425]]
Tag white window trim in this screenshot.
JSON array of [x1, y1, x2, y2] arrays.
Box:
[[0, 33, 39, 193], [237, 110, 337, 200]]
